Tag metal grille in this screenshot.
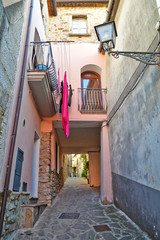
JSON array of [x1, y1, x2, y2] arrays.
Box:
[[28, 41, 58, 93], [93, 225, 111, 232], [78, 88, 107, 113], [59, 213, 80, 219]]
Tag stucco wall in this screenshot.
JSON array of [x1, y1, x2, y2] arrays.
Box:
[[110, 67, 160, 190], [48, 4, 107, 43], [106, 0, 160, 238], [106, 0, 158, 112], [0, 0, 25, 187]]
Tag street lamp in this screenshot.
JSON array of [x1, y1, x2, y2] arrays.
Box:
[[94, 21, 160, 65]]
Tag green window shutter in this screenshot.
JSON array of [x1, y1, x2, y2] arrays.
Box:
[[13, 148, 24, 192]]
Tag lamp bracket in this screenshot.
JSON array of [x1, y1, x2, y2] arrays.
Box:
[[108, 51, 160, 65]]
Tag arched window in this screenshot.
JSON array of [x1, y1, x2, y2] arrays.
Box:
[[81, 71, 102, 111], [81, 71, 101, 89]]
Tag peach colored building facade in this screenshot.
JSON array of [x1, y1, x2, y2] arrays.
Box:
[[0, 0, 112, 238], [41, 0, 112, 202], [1, 0, 113, 202], [39, 42, 113, 201], [44, 0, 113, 202]]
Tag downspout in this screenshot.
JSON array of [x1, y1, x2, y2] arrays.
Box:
[[0, 0, 34, 238], [106, 0, 115, 21], [52, 0, 57, 16]]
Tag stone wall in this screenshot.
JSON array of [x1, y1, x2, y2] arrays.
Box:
[[38, 132, 64, 205], [0, 0, 25, 180], [50, 168, 64, 202], [63, 154, 67, 182], [0, 191, 30, 239], [38, 132, 52, 205], [47, 4, 107, 43]]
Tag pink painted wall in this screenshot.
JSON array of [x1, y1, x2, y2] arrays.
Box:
[[40, 43, 108, 173], [89, 152, 100, 187], [100, 122, 113, 204], [49, 43, 107, 123], [1, 0, 47, 192]]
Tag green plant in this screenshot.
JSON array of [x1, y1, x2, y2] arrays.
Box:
[[81, 154, 89, 177]]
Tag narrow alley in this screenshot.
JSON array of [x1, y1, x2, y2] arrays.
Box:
[[12, 178, 150, 240]]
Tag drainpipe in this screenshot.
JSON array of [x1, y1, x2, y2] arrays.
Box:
[[52, 0, 57, 16], [106, 0, 115, 21], [0, 0, 33, 238]]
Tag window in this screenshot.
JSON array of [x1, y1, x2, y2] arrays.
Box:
[[81, 71, 102, 110], [71, 16, 87, 34], [13, 148, 24, 192], [81, 71, 101, 89]]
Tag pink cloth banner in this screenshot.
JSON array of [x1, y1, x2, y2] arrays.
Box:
[[62, 71, 69, 137]]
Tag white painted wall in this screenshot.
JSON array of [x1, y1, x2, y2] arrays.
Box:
[[31, 132, 40, 198]]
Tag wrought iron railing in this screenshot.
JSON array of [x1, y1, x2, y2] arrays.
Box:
[[28, 41, 58, 93], [78, 88, 107, 113]]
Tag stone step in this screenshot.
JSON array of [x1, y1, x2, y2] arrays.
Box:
[[20, 203, 47, 228]]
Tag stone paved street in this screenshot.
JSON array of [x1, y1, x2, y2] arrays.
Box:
[[12, 178, 151, 240]]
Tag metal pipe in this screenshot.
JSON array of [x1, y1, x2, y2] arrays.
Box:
[[106, 0, 115, 21], [51, 0, 57, 16], [0, 0, 34, 238], [30, 40, 75, 43]]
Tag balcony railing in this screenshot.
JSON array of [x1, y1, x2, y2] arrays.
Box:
[[78, 88, 107, 113], [28, 41, 58, 94], [27, 41, 58, 117]]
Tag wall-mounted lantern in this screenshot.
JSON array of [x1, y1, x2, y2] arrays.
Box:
[[94, 21, 160, 65]]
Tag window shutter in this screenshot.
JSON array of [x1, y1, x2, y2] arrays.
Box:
[[13, 148, 24, 192]]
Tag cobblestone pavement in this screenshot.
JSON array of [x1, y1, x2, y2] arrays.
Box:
[[12, 178, 151, 240]]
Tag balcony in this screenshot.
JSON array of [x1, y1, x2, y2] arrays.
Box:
[[27, 42, 58, 117], [78, 88, 107, 114]]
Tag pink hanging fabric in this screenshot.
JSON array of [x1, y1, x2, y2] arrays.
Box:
[[58, 68, 60, 94], [62, 71, 69, 137]]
